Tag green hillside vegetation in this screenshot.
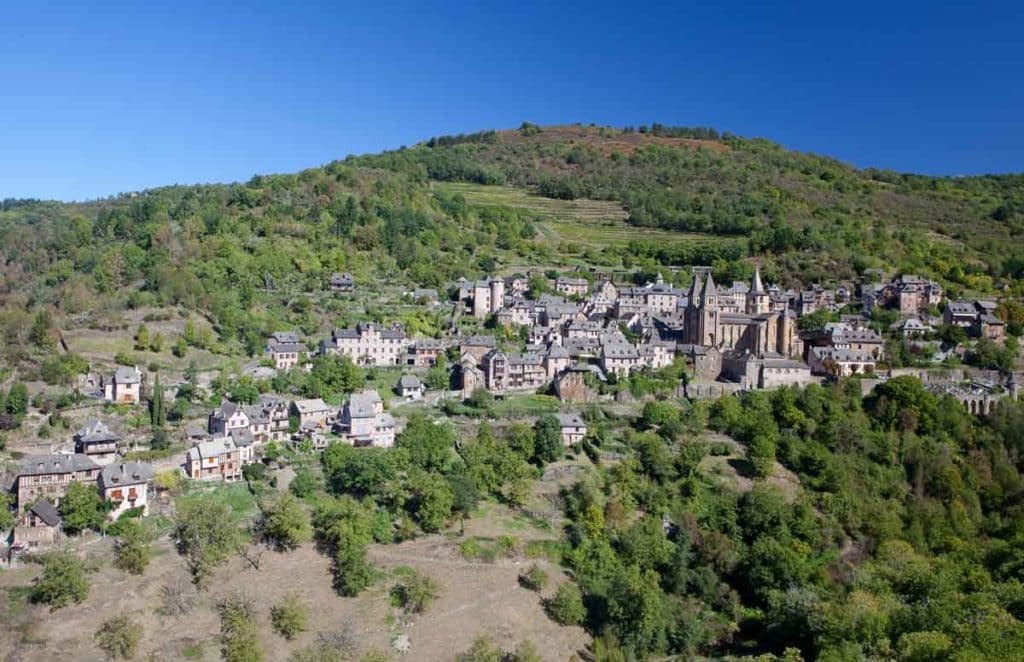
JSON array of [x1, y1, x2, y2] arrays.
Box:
[[554, 379, 1024, 660], [0, 122, 1022, 375]]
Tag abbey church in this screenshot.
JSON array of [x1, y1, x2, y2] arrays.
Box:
[[683, 267, 800, 357]]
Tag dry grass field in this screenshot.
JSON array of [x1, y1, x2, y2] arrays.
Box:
[[432, 181, 732, 250], [0, 472, 589, 662], [0, 532, 587, 662]]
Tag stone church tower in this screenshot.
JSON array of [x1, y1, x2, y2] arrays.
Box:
[[746, 266, 771, 315]]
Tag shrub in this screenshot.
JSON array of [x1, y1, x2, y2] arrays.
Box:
[[495, 535, 517, 558], [391, 570, 440, 614], [31, 551, 90, 609], [94, 614, 142, 659], [518, 564, 549, 592], [160, 577, 196, 616], [242, 462, 269, 483], [270, 593, 309, 640], [546, 582, 585, 625]]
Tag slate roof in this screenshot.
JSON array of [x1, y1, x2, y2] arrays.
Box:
[[30, 500, 61, 527], [99, 462, 154, 486], [19, 454, 99, 476], [187, 438, 237, 461], [399, 375, 423, 389], [75, 419, 119, 443], [270, 331, 301, 344], [292, 398, 331, 414], [267, 341, 306, 354], [346, 390, 382, 418], [556, 413, 587, 428], [114, 366, 142, 384]]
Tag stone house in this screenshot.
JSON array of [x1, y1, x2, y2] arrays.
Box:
[[266, 341, 307, 370], [944, 301, 978, 328], [482, 350, 546, 393], [329, 272, 355, 292], [103, 365, 143, 405], [335, 390, 395, 447], [73, 419, 120, 466], [321, 322, 410, 366], [15, 454, 100, 511], [13, 500, 62, 549], [556, 413, 588, 445], [98, 461, 154, 520], [471, 277, 505, 318], [974, 314, 1006, 342], [556, 276, 589, 297], [258, 394, 292, 442], [397, 374, 426, 399], [809, 347, 876, 377], [407, 339, 447, 367], [186, 438, 242, 482], [600, 342, 641, 377], [208, 401, 250, 436], [460, 335, 497, 364], [290, 398, 335, 429]]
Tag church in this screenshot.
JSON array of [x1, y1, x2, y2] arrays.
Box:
[[683, 266, 800, 358]]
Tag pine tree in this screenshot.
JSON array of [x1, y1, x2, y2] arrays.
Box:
[[150, 374, 165, 428]]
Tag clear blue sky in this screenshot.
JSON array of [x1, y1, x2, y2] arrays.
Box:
[[3, 1, 1022, 201]]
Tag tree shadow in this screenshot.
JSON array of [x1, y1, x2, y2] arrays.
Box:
[[727, 457, 756, 479]]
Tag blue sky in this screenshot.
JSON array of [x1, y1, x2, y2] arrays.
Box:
[[2, 1, 1022, 200]]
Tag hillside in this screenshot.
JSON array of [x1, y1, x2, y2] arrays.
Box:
[[0, 123, 1022, 368], [2, 125, 1024, 662]]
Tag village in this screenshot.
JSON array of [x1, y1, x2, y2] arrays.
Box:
[[2, 265, 1018, 557]]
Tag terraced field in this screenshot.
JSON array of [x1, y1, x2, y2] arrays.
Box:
[[432, 182, 735, 249]]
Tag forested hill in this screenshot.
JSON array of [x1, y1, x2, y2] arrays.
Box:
[[350, 124, 1024, 290], [1, 123, 1022, 348]]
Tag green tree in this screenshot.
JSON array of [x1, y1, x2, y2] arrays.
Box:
[[533, 414, 563, 465], [173, 336, 188, 358], [289, 468, 319, 498], [150, 428, 171, 451], [6, 382, 29, 416], [426, 354, 450, 390], [217, 591, 263, 662], [94, 614, 142, 660], [260, 493, 312, 551], [32, 551, 90, 609], [546, 581, 586, 625], [270, 593, 309, 640], [448, 472, 481, 518], [134, 324, 150, 351], [150, 373, 165, 427], [114, 519, 153, 575], [333, 537, 375, 596], [896, 631, 953, 662], [398, 414, 455, 471], [0, 492, 15, 531], [748, 433, 777, 478], [173, 500, 238, 589], [60, 480, 106, 534], [314, 496, 377, 596], [31, 309, 55, 348], [406, 470, 454, 533]]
